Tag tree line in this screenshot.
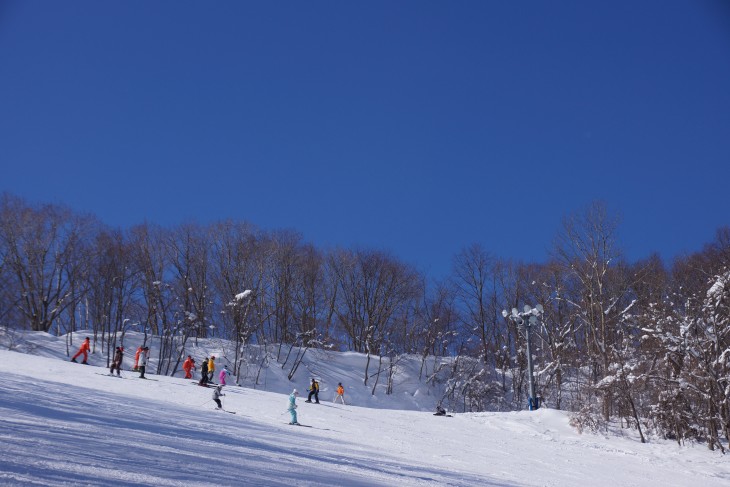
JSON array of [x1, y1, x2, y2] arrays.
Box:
[[1, 192, 728, 450]]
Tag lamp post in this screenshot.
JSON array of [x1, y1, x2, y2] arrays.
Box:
[[502, 304, 544, 410]]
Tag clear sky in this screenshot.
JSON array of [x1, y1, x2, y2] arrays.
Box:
[[1, 1, 728, 278]]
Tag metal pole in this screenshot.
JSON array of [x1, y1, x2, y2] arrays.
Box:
[[525, 322, 537, 410]]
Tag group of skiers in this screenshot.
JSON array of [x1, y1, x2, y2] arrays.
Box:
[[192, 355, 231, 386], [71, 339, 152, 378], [70, 337, 351, 418], [286, 378, 346, 424]]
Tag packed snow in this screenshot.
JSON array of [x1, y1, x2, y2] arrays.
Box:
[[0, 331, 728, 486]]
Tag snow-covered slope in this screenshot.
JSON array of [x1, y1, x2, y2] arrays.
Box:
[[0, 334, 728, 486]]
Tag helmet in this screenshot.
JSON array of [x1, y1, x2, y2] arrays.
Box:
[[217, 384, 223, 390], [292, 389, 298, 395], [211, 356, 215, 359]]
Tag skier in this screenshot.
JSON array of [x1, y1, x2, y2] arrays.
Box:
[[212, 384, 225, 410], [199, 357, 209, 386], [207, 356, 216, 383], [288, 389, 300, 425], [218, 365, 230, 387], [138, 346, 150, 379], [71, 337, 91, 364], [434, 405, 447, 416], [334, 382, 346, 405], [109, 346, 124, 376], [133, 345, 144, 371], [183, 355, 196, 379], [305, 378, 319, 404]]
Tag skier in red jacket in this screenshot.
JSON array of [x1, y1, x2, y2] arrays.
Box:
[[134, 346, 144, 371], [71, 337, 91, 364], [183, 355, 196, 379]]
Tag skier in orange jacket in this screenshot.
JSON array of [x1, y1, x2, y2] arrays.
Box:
[[183, 355, 196, 379], [134, 346, 144, 371], [334, 382, 346, 405], [71, 337, 91, 364]]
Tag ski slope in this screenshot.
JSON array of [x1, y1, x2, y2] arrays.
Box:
[[0, 334, 728, 486]]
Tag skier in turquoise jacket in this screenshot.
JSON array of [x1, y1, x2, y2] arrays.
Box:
[[288, 389, 300, 425]]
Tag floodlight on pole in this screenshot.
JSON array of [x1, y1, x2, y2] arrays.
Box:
[[502, 304, 544, 410]]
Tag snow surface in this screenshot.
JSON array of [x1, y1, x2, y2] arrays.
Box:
[[1, 332, 729, 486]]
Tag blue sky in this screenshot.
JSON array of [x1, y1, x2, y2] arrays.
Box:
[[1, 1, 728, 278]]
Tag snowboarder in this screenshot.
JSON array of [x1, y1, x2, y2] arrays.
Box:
[[138, 346, 150, 379], [109, 346, 124, 376], [207, 356, 216, 383], [305, 378, 319, 403], [199, 357, 209, 386], [334, 382, 346, 405], [212, 384, 225, 409], [288, 389, 299, 425], [218, 365, 230, 386], [71, 337, 91, 364], [133, 345, 144, 371], [183, 355, 196, 379]]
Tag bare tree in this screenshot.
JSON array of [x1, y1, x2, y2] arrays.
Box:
[[414, 279, 459, 380], [0, 194, 95, 333], [330, 248, 420, 386], [209, 220, 267, 381], [552, 201, 630, 420], [86, 228, 138, 364], [162, 223, 214, 375], [452, 244, 500, 368]]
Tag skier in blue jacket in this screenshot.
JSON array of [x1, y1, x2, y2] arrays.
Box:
[[288, 389, 300, 425]]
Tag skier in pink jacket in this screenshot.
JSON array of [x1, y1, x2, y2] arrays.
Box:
[[219, 365, 230, 386]]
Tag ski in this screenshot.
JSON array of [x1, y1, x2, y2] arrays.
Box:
[[287, 423, 312, 427], [215, 408, 236, 414], [94, 372, 125, 379]]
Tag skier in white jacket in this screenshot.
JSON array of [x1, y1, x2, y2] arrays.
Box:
[[288, 389, 300, 425], [213, 385, 225, 409]]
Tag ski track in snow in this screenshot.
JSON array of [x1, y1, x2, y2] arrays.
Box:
[[1, 332, 729, 486]]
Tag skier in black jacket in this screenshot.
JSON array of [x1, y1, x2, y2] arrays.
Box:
[[199, 357, 209, 386], [109, 346, 124, 376]]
